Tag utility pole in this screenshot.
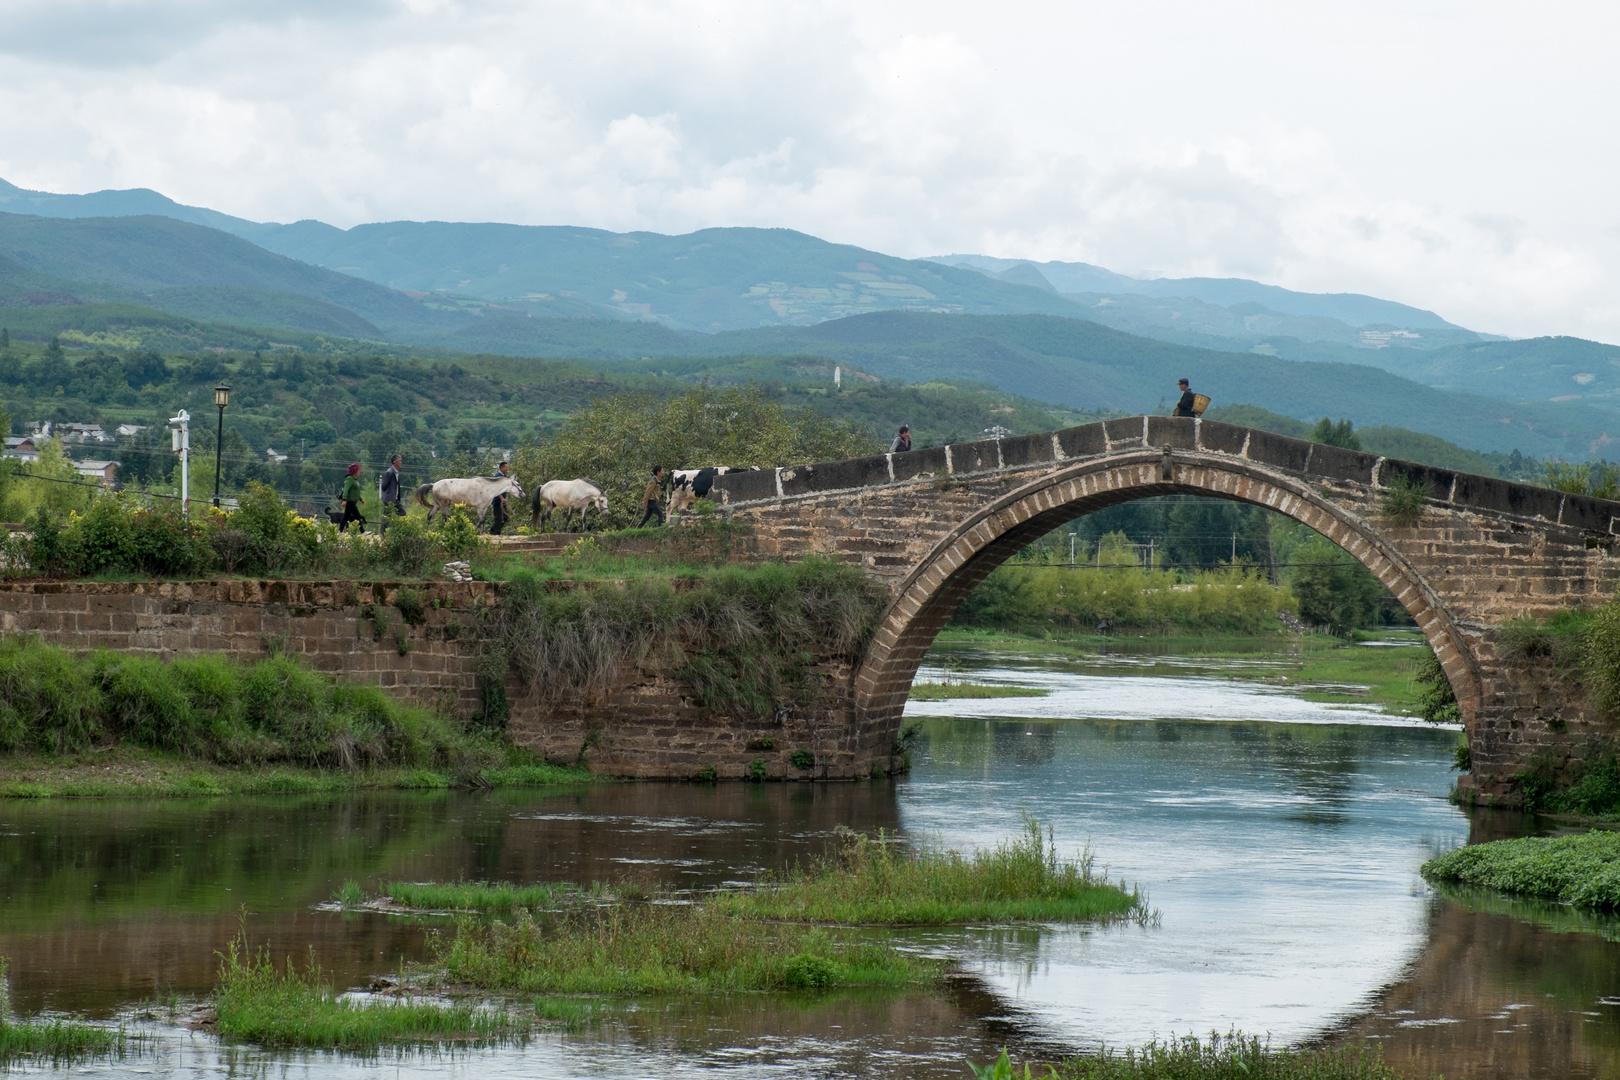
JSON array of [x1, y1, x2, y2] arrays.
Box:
[[169, 410, 190, 515], [1232, 533, 1237, 563], [1069, 533, 1076, 566]]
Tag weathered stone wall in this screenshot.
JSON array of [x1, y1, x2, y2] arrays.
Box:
[[0, 578, 894, 781], [0, 578, 492, 715], [715, 415, 1620, 803]]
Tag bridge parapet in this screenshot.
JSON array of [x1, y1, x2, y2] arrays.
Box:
[[715, 416, 1620, 803]]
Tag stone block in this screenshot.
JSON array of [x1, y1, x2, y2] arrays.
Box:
[[950, 438, 1002, 474], [890, 446, 948, 483], [1145, 415, 1198, 450], [999, 432, 1055, 468], [1195, 419, 1250, 456], [1102, 417, 1146, 449]]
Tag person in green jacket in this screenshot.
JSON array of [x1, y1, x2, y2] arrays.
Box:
[[340, 462, 366, 533]]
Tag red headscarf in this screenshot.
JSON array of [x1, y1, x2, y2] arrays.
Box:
[[346, 462, 361, 476]]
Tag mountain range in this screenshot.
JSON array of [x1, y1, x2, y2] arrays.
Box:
[[0, 175, 1618, 462]]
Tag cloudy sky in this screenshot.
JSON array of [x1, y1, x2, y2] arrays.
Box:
[[0, 1, 1615, 341]]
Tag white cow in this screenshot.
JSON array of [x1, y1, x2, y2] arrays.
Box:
[[531, 478, 609, 532], [414, 475, 524, 528]]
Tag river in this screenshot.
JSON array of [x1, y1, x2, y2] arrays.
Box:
[[2, 635, 1616, 1079]]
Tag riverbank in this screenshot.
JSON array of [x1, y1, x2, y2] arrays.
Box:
[[932, 626, 1435, 718], [0, 745, 593, 798], [1422, 830, 1620, 910]]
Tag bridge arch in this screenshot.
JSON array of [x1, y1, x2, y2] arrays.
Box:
[[851, 448, 1483, 734]]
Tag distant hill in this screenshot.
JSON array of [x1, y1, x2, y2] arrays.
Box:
[[0, 212, 461, 334], [928, 253, 1467, 330], [636, 311, 1615, 460]]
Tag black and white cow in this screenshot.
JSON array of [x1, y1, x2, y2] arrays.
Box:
[[669, 466, 758, 514]]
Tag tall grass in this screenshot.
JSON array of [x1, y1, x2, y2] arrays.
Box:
[[436, 903, 935, 996], [1421, 831, 1620, 909], [714, 815, 1146, 925], [0, 636, 489, 772], [386, 881, 589, 912], [974, 1033, 1418, 1079], [0, 957, 126, 1065], [483, 556, 887, 717], [215, 933, 524, 1049]]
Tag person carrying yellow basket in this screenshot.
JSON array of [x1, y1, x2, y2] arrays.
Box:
[[1173, 378, 1210, 417]]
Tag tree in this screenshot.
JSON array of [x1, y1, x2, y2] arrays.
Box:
[[1310, 417, 1361, 451], [1287, 533, 1384, 634], [512, 383, 879, 530]]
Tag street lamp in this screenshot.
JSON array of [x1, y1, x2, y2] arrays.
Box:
[[212, 383, 231, 508]]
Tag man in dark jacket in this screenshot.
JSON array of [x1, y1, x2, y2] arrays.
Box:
[[1174, 379, 1197, 417], [889, 425, 912, 453], [379, 454, 404, 532], [489, 459, 511, 535]]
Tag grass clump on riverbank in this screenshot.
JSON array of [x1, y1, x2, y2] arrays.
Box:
[[437, 903, 934, 996], [713, 816, 1145, 926], [0, 958, 126, 1065], [909, 682, 1050, 701], [975, 1032, 1419, 1079], [384, 881, 594, 912], [215, 934, 525, 1049], [1421, 831, 1620, 910]]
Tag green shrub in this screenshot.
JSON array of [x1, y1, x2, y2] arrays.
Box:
[[0, 637, 482, 771], [1377, 474, 1427, 526], [747, 757, 768, 782], [1413, 651, 1460, 724], [1422, 830, 1620, 909], [383, 519, 443, 578], [432, 507, 480, 560], [394, 586, 427, 627], [790, 747, 815, 770]]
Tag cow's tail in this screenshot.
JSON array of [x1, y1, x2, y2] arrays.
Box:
[[414, 483, 434, 508]]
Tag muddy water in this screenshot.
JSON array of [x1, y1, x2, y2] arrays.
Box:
[[3, 638, 1617, 1078]]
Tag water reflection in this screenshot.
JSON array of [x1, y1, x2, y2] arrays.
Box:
[[5, 645, 1618, 1078]]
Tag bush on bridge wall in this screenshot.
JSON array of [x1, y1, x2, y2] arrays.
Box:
[[480, 556, 888, 720], [0, 636, 489, 771], [1, 484, 479, 581]]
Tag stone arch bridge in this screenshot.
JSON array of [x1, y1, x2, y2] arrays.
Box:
[[712, 415, 1620, 800]]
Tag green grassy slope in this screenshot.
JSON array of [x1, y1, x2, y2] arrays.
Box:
[[0, 212, 462, 332]]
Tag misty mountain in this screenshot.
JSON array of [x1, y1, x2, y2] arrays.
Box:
[[928, 253, 1466, 330]]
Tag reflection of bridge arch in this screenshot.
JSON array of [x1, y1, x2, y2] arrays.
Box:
[[850, 449, 1478, 735], [716, 415, 1620, 799]]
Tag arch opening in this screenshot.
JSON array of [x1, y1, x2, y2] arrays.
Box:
[[852, 450, 1480, 735]]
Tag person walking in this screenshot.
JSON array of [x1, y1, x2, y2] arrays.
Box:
[[638, 465, 666, 527], [339, 462, 366, 533], [489, 459, 512, 535], [889, 425, 912, 453], [1173, 379, 1198, 417], [379, 454, 404, 532]]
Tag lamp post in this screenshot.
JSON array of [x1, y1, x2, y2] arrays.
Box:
[[212, 383, 231, 508]]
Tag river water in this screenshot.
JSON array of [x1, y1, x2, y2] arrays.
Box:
[[3, 637, 1617, 1079]]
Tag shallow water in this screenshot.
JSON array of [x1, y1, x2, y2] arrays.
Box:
[[4, 639, 1618, 1078]]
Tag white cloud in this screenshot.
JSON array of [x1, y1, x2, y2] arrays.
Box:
[[0, 0, 1616, 340]]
